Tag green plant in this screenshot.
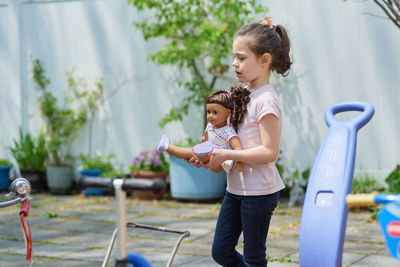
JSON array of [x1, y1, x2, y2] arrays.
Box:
[[351, 174, 384, 194], [0, 159, 11, 167], [9, 129, 48, 171], [385, 165, 400, 194], [31, 58, 104, 166], [79, 154, 114, 171], [284, 168, 310, 190], [130, 149, 169, 172], [101, 169, 127, 178], [129, 0, 267, 130], [43, 211, 59, 218]]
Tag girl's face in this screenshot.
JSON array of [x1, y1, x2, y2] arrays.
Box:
[[206, 103, 231, 129], [232, 36, 269, 89]]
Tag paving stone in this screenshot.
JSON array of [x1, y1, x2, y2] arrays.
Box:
[[0, 240, 25, 252], [342, 253, 366, 265], [0, 195, 397, 266], [14, 243, 84, 258], [0, 252, 43, 267], [47, 231, 111, 247], [32, 228, 75, 243], [43, 218, 115, 233], [34, 258, 99, 267], [133, 251, 199, 266], [61, 247, 109, 262], [183, 256, 219, 266], [349, 254, 400, 266], [269, 262, 299, 267]]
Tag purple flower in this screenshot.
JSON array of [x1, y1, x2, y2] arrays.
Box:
[[131, 148, 168, 171]]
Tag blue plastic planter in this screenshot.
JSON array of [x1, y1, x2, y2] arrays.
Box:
[[79, 169, 107, 195], [169, 156, 226, 200], [0, 165, 12, 190]]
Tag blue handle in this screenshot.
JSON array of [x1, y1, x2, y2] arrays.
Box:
[[325, 101, 374, 130], [299, 101, 374, 267], [375, 194, 400, 204]]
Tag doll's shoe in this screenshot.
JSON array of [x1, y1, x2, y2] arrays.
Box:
[[192, 141, 214, 163], [192, 141, 214, 156], [158, 135, 170, 152], [222, 160, 234, 174]]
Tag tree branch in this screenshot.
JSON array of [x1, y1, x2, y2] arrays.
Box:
[[190, 59, 208, 90], [373, 0, 400, 29]]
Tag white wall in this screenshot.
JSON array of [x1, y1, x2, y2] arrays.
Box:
[[0, 0, 399, 181], [265, 0, 400, 180]]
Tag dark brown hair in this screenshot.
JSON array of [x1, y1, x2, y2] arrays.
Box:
[[206, 85, 250, 128], [234, 23, 292, 76]]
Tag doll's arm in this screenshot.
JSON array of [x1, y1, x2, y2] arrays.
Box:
[[229, 136, 243, 171], [230, 136, 242, 150], [201, 129, 209, 143]]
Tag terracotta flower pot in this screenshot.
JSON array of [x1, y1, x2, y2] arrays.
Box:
[[130, 170, 168, 200]]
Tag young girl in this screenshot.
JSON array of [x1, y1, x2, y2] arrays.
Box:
[[158, 88, 250, 173], [198, 17, 292, 266]]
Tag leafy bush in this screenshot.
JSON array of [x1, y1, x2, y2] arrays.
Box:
[[9, 129, 48, 171], [385, 165, 400, 194], [0, 159, 11, 167], [32, 58, 104, 166], [351, 174, 384, 194], [284, 168, 310, 190], [79, 154, 114, 171]]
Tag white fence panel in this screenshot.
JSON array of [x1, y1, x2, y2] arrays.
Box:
[[0, 0, 398, 182]]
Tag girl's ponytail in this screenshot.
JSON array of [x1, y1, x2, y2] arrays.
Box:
[[273, 25, 292, 76]]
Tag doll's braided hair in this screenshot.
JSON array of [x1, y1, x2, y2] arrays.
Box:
[[206, 85, 250, 128], [229, 84, 250, 128]]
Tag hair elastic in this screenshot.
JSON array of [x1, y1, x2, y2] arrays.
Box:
[[225, 90, 233, 109], [261, 16, 276, 31]]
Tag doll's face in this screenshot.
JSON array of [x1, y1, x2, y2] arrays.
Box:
[[206, 103, 231, 129]]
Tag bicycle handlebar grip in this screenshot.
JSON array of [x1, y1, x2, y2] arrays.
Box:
[[346, 193, 377, 207], [19, 200, 30, 217], [122, 178, 166, 193]]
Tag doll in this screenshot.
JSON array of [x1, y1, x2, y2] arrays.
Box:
[[158, 85, 250, 173]]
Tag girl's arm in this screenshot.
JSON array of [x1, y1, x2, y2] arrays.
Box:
[[204, 114, 280, 170]]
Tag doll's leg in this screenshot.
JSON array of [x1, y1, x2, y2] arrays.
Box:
[[213, 165, 224, 173], [158, 135, 195, 159], [167, 144, 196, 159]]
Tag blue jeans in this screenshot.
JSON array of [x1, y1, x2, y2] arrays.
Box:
[[212, 191, 280, 267]]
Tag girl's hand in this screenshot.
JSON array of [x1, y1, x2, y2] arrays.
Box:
[[184, 157, 201, 168], [203, 149, 226, 170]]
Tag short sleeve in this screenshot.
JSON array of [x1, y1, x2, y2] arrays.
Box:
[[256, 93, 281, 122], [223, 125, 238, 140]]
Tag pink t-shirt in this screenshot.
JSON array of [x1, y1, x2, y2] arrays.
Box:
[[227, 84, 285, 196]]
